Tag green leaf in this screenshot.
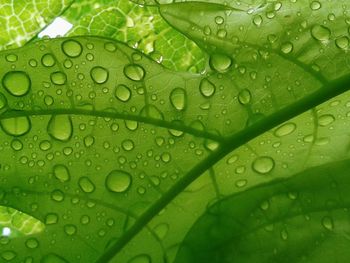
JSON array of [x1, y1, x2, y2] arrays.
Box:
[[175, 159, 350, 263], [0, 0, 74, 50], [64, 0, 206, 71]]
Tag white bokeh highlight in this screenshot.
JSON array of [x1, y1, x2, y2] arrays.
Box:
[[38, 17, 73, 38]]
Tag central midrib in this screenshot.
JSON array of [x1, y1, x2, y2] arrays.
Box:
[[95, 73, 350, 263]]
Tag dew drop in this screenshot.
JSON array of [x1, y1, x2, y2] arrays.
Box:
[[311, 25, 331, 41], [1, 116, 31, 136], [62, 39, 83, 58], [105, 170, 132, 193], [50, 72, 67, 86], [274, 122, 296, 137], [2, 71, 31, 96], [41, 253, 68, 263], [125, 120, 138, 131], [84, 135, 95, 147], [122, 139, 134, 151], [128, 254, 151, 263], [154, 223, 169, 240], [281, 42, 293, 54], [11, 139, 23, 151], [90, 66, 109, 84], [253, 15, 263, 27], [170, 87, 186, 111], [252, 156, 275, 174], [45, 213, 58, 225], [64, 224, 77, 235], [78, 177, 95, 193], [310, 1, 321, 10], [322, 216, 333, 230], [41, 54, 56, 67], [1, 251, 16, 261], [53, 164, 70, 182], [47, 115, 73, 142], [115, 84, 131, 102], [104, 42, 117, 52], [124, 64, 145, 81], [199, 78, 216, 97], [25, 238, 39, 249], [209, 53, 232, 72], [6, 54, 17, 62], [51, 190, 64, 202], [238, 89, 251, 105], [335, 36, 349, 49], [318, 114, 335, 126]]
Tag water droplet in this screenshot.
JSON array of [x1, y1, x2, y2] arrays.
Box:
[[274, 122, 296, 137], [41, 54, 56, 67], [335, 36, 349, 49], [238, 89, 251, 105], [253, 15, 263, 27], [310, 1, 321, 10], [106, 170, 132, 193], [124, 64, 145, 81], [90, 66, 109, 84], [226, 155, 238, 164], [1, 116, 31, 136], [5, 54, 17, 62], [25, 238, 39, 249], [252, 156, 275, 174], [51, 190, 64, 202], [50, 72, 67, 86], [41, 253, 68, 263], [280, 229, 288, 240], [318, 114, 335, 126], [45, 213, 58, 225], [161, 152, 171, 163], [47, 115, 73, 142], [170, 87, 186, 111], [322, 216, 333, 230], [125, 120, 138, 131], [64, 224, 77, 235], [78, 177, 95, 193], [62, 39, 83, 58], [122, 139, 134, 151], [104, 42, 117, 52], [128, 254, 151, 263], [199, 78, 216, 97], [209, 53, 232, 72], [11, 139, 23, 151], [281, 42, 293, 54], [84, 135, 95, 147], [2, 71, 31, 96], [115, 84, 131, 102], [53, 164, 70, 182], [1, 251, 16, 261], [215, 16, 224, 25], [311, 25, 331, 41], [39, 140, 51, 151], [154, 223, 169, 240]]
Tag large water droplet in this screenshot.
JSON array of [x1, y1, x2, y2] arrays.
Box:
[[199, 78, 216, 97], [105, 170, 132, 193], [238, 89, 251, 105], [41, 253, 68, 263], [124, 64, 145, 81], [53, 164, 70, 182], [2, 71, 31, 96], [274, 122, 296, 137], [78, 177, 95, 193], [50, 72, 67, 85], [90, 66, 109, 84], [170, 87, 186, 111], [1, 116, 31, 136], [252, 156, 275, 174], [311, 25, 331, 41], [47, 115, 73, 142], [209, 53, 232, 72], [115, 84, 131, 102], [62, 40, 83, 58]]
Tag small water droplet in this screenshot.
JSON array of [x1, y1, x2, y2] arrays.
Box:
[[238, 89, 251, 105], [25, 238, 39, 249], [122, 139, 134, 151], [209, 53, 232, 72], [115, 84, 131, 102], [106, 170, 132, 193], [124, 64, 145, 81], [41, 54, 56, 67], [154, 223, 169, 240], [199, 78, 216, 97], [311, 25, 331, 41], [281, 42, 293, 54], [2, 71, 31, 96], [64, 224, 77, 235], [318, 114, 335, 126], [170, 87, 186, 111], [1, 116, 31, 136], [252, 156, 275, 174], [274, 122, 296, 137], [50, 72, 67, 86], [90, 66, 109, 84], [11, 139, 23, 151], [78, 177, 95, 193], [310, 1, 321, 10], [53, 164, 70, 182], [45, 213, 58, 225], [322, 216, 333, 230], [5, 54, 18, 62], [335, 36, 349, 49], [253, 15, 263, 27], [62, 39, 83, 58], [84, 135, 95, 147], [47, 115, 73, 142], [1, 251, 16, 261], [51, 190, 64, 202], [104, 42, 117, 52]]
